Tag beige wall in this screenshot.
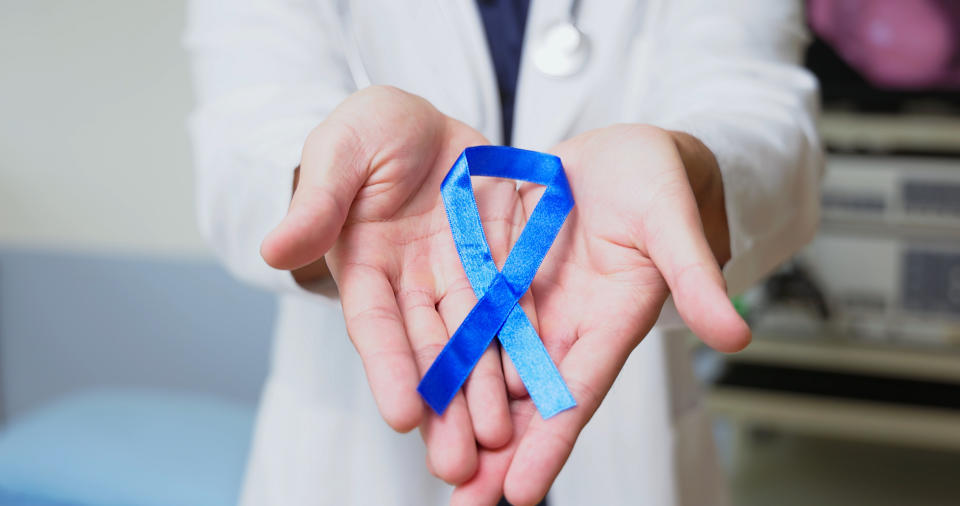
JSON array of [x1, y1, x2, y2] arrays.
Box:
[[0, 1, 208, 257]]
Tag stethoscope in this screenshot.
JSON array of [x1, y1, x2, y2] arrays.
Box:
[[530, 0, 590, 78], [336, 0, 590, 87]]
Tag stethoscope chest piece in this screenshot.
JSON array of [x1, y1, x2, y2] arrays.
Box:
[[531, 20, 591, 78]]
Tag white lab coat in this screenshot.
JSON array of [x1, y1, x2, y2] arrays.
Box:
[[185, 1, 821, 504]]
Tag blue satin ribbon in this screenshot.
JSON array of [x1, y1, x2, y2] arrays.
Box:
[[417, 146, 576, 419]]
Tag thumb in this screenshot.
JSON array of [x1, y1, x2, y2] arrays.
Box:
[[260, 121, 369, 271], [642, 183, 751, 353]]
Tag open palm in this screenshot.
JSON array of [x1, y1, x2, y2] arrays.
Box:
[[454, 125, 752, 505], [261, 86, 523, 484]]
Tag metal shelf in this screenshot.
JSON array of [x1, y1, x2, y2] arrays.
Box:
[[709, 387, 960, 452], [821, 111, 960, 153], [819, 217, 960, 240], [725, 335, 960, 384]]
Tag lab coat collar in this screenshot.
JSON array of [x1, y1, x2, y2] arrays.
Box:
[[445, 0, 503, 144]]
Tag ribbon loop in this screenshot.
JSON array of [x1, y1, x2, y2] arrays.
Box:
[[417, 146, 576, 419]]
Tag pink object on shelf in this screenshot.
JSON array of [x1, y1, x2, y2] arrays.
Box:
[[808, 0, 960, 89]]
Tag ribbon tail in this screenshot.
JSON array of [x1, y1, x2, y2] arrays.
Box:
[[417, 274, 518, 415], [499, 306, 576, 418]]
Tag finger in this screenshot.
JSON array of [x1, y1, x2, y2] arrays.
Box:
[[642, 183, 751, 352], [503, 324, 641, 506], [338, 261, 422, 432], [418, 394, 477, 485], [399, 281, 478, 484], [261, 120, 369, 270], [450, 447, 510, 506], [438, 277, 512, 450], [451, 400, 538, 506], [466, 346, 512, 449]]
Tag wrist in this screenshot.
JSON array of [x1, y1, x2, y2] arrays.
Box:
[[668, 130, 731, 266]]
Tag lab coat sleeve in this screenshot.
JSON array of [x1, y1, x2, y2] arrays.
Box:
[[184, 0, 354, 293], [640, 0, 823, 295]]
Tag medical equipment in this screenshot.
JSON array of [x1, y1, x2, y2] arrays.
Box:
[[805, 0, 960, 155], [783, 155, 960, 344], [530, 0, 590, 78]]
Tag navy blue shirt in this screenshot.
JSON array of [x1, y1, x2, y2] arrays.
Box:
[[476, 0, 530, 145]]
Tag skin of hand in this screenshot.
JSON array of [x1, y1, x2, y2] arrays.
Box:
[[451, 124, 751, 506], [260, 85, 528, 484]]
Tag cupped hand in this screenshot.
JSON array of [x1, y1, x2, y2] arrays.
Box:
[[260, 86, 522, 484], [452, 125, 751, 505]]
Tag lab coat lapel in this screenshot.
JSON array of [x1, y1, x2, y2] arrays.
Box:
[[442, 0, 502, 143]]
